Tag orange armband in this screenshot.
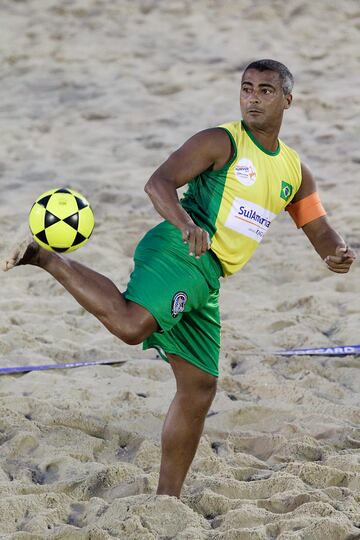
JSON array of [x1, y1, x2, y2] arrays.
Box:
[[286, 192, 326, 228]]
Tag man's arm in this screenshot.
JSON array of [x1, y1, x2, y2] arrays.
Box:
[[288, 163, 356, 273], [144, 128, 233, 258]]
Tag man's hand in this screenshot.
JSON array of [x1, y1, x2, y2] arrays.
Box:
[[182, 222, 210, 258], [324, 245, 357, 273]]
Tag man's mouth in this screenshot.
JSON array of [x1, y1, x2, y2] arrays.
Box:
[[248, 109, 263, 114]]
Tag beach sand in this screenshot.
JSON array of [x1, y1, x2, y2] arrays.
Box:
[[0, 1, 359, 538]]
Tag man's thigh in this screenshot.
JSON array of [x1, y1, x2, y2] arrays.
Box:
[[144, 288, 221, 378], [123, 225, 211, 333]]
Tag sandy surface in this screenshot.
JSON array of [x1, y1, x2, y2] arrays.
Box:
[[0, 1, 360, 538]]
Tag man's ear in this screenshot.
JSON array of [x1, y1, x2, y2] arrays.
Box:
[[284, 93, 293, 110]]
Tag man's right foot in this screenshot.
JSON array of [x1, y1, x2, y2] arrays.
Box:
[[1, 234, 40, 272]]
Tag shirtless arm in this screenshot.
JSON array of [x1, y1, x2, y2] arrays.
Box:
[[290, 163, 356, 273], [144, 128, 232, 258]]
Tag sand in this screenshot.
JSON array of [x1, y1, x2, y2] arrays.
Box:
[[0, 0, 360, 538]]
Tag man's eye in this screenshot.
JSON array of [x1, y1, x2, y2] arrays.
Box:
[[263, 88, 272, 94]]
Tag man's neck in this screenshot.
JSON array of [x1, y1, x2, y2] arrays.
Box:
[[242, 120, 281, 153]]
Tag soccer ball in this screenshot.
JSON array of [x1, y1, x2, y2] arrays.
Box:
[[28, 188, 95, 253]]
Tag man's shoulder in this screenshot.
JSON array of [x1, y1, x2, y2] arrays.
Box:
[[217, 119, 241, 127], [217, 120, 242, 133]]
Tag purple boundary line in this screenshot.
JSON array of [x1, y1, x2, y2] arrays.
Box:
[[0, 358, 127, 375], [276, 345, 360, 357], [1, 345, 359, 374]]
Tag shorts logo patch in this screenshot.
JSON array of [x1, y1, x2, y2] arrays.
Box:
[[171, 291, 187, 318]]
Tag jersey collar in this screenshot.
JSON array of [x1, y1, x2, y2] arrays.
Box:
[[242, 120, 280, 157]]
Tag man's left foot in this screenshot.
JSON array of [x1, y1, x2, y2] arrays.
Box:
[[1, 233, 40, 272]]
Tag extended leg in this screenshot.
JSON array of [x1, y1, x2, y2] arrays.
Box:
[[157, 354, 217, 498], [2, 238, 158, 344]]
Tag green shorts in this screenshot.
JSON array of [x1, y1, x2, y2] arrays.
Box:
[[123, 221, 223, 377]]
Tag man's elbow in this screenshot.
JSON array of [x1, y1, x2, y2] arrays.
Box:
[[144, 174, 157, 196], [145, 173, 174, 196]]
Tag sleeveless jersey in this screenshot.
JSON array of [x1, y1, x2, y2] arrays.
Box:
[[181, 120, 302, 276]]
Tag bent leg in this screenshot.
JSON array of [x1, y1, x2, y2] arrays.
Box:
[[42, 252, 159, 343], [3, 239, 158, 344], [157, 354, 217, 498]]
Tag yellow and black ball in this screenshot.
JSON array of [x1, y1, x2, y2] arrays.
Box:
[[28, 188, 94, 253]]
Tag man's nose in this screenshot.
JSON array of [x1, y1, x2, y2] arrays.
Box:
[[249, 91, 260, 103]]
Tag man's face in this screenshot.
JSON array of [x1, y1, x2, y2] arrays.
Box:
[[240, 69, 292, 129]]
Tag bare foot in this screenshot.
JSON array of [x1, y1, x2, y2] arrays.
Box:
[[2, 234, 40, 272]]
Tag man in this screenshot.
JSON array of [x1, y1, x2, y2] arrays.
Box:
[[3, 59, 356, 499]]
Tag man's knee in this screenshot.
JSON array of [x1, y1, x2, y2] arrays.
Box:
[[197, 374, 217, 396], [184, 386, 216, 420], [168, 354, 217, 403], [180, 374, 217, 413], [121, 328, 144, 346], [198, 377, 217, 408], [104, 302, 158, 345], [113, 321, 144, 345], [104, 317, 144, 345]]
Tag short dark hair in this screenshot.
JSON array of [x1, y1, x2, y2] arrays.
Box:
[[243, 59, 294, 95]]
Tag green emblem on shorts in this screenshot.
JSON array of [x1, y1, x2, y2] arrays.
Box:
[[280, 181, 293, 202]]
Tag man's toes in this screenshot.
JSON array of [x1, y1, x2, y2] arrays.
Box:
[[2, 254, 19, 272], [1, 235, 38, 272], [1, 258, 12, 272]]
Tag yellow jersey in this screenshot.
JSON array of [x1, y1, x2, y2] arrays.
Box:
[[181, 120, 302, 276]]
